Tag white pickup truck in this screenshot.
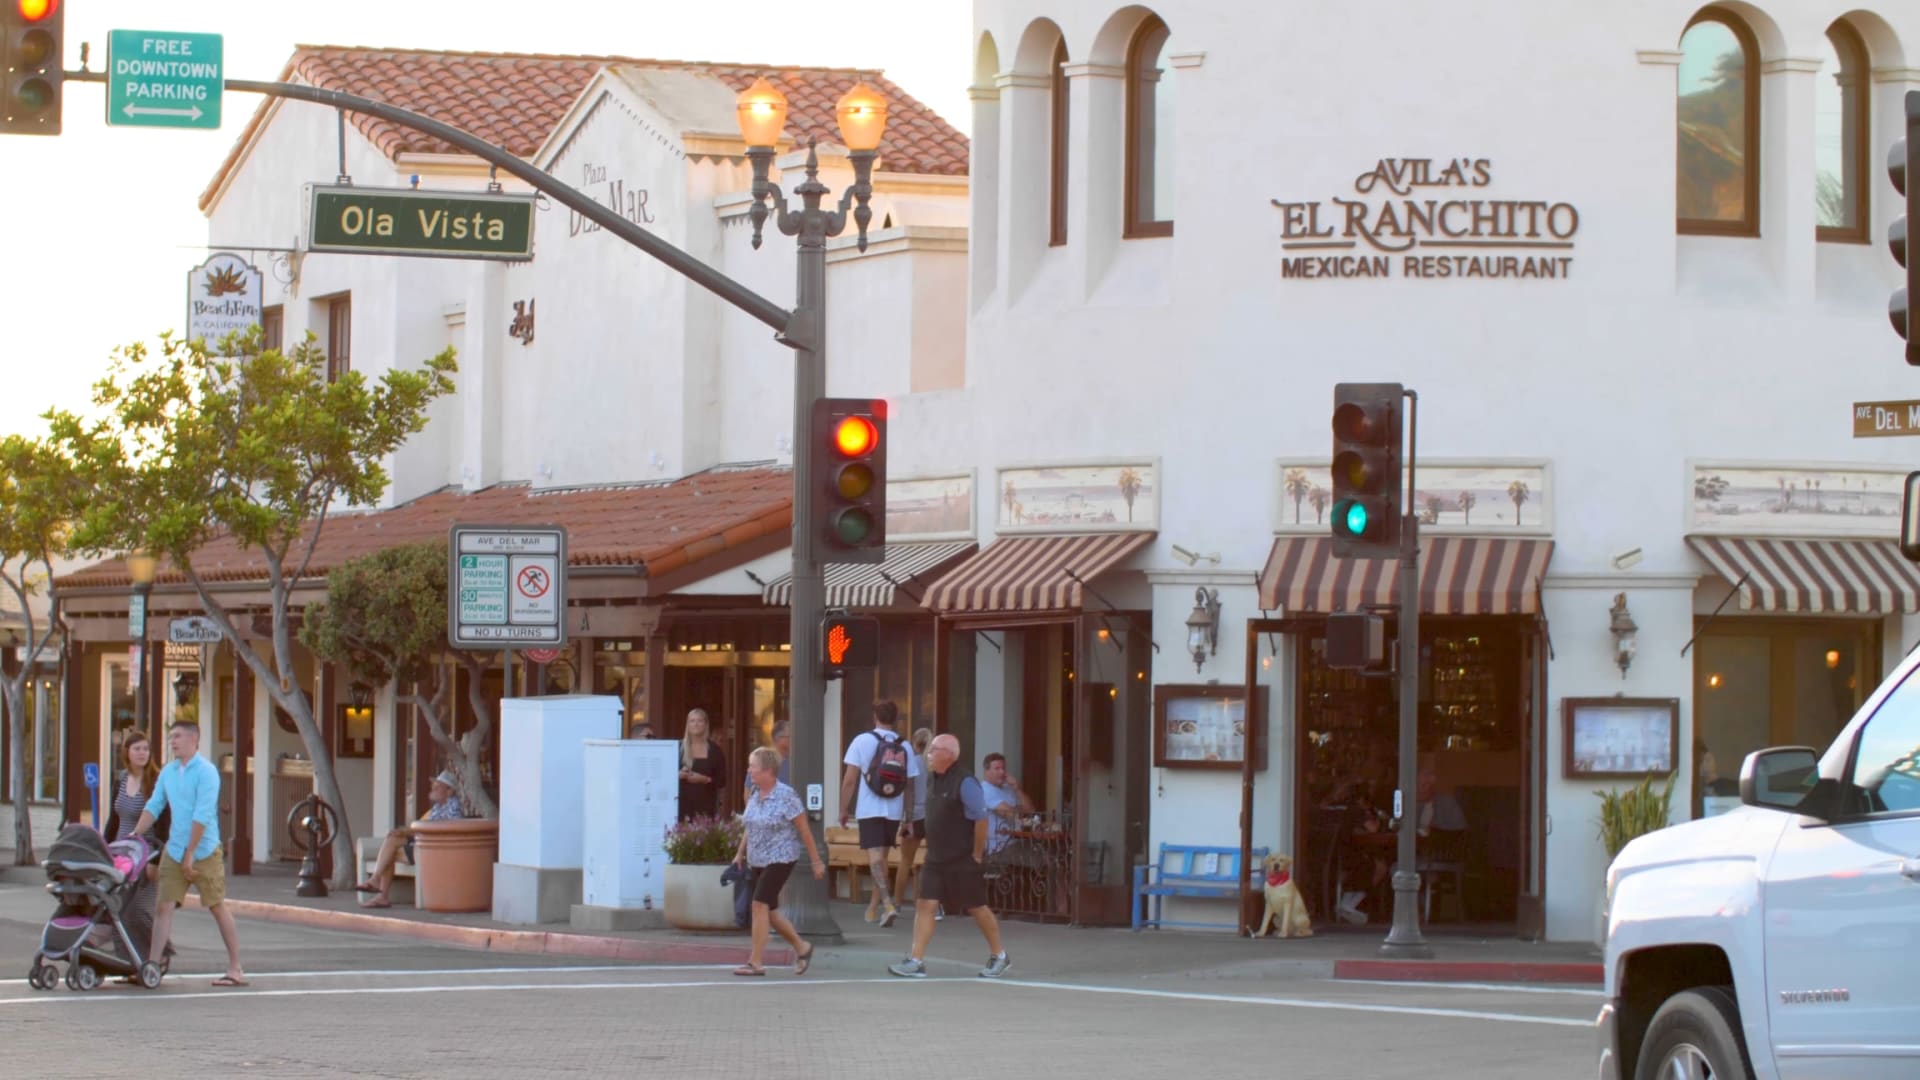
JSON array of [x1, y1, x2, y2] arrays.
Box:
[[1597, 644, 1920, 1080]]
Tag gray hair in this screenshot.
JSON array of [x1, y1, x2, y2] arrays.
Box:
[[772, 720, 791, 741], [929, 733, 961, 758], [749, 746, 782, 775]]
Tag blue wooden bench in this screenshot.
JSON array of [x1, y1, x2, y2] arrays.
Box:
[[1132, 844, 1267, 931]]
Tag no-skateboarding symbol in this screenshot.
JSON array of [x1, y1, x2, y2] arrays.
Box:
[[449, 525, 567, 648]]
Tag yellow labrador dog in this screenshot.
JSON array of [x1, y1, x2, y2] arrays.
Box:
[[1256, 853, 1313, 939]]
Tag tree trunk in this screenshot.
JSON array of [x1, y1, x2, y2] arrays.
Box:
[[3, 679, 33, 864]]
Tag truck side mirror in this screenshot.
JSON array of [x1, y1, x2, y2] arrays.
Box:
[[1739, 747, 1821, 815]]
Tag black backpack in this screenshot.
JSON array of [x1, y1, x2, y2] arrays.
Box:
[[864, 731, 910, 799]]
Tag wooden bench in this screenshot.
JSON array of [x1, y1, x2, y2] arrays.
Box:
[[356, 835, 421, 908], [825, 826, 926, 903], [1132, 844, 1267, 931]]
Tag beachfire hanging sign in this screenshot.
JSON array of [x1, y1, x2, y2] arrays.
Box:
[[1270, 158, 1578, 281], [185, 251, 263, 354]]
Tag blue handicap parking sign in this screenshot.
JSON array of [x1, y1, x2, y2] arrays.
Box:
[[82, 763, 100, 789]]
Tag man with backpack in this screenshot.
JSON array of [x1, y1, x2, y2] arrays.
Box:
[[839, 700, 919, 927]]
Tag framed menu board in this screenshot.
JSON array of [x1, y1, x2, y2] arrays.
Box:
[[1154, 684, 1268, 771], [1563, 697, 1679, 779]]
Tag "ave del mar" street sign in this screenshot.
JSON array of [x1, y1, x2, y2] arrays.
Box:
[[306, 185, 537, 261], [448, 525, 567, 649], [106, 30, 223, 130]]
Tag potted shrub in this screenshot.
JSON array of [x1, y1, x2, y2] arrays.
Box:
[[1593, 772, 1675, 946], [663, 814, 743, 931]]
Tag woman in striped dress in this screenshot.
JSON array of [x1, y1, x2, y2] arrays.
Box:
[[102, 731, 171, 971]]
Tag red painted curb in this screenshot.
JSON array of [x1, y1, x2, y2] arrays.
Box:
[[185, 897, 790, 966], [1332, 959, 1603, 985]]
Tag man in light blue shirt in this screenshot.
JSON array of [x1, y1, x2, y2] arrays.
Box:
[[136, 720, 247, 987]]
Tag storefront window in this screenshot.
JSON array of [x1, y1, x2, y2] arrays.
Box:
[[1814, 20, 1867, 241], [1692, 620, 1877, 818], [594, 642, 648, 733], [36, 678, 60, 801]]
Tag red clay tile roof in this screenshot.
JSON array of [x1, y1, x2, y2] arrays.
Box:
[[200, 47, 968, 210], [57, 467, 792, 591]]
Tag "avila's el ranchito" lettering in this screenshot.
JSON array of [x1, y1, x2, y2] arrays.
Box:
[[1270, 158, 1578, 281]]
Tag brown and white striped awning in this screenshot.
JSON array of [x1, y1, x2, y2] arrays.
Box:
[[759, 540, 977, 609], [1685, 535, 1920, 613], [1258, 536, 1555, 615], [924, 532, 1155, 614]]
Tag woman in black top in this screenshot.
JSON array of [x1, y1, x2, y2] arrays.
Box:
[[677, 708, 728, 821], [101, 730, 172, 973]]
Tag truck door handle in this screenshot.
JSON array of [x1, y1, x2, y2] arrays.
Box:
[[1903, 857, 1920, 882]]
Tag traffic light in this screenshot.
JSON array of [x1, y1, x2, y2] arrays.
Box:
[[2, 0, 63, 135], [1902, 472, 1920, 563], [1892, 90, 1920, 365], [810, 396, 887, 563], [1329, 382, 1404, 558], [820, 613, 879, 679]]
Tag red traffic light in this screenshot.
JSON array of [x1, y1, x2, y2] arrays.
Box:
[[16, 0, 57, 21], [833, 415, 878, 457], [1332, 401, 1390, 445]]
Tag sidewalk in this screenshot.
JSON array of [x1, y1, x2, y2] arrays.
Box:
[[181, 863, 1602, 984]]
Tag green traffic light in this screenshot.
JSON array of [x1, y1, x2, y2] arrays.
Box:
[[833, 507, 874, 546], [1342, 501, 1370, 537]]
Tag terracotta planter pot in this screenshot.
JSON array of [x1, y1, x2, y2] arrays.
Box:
[[664, 862, 738, 931], [411, 818, 499, 913]]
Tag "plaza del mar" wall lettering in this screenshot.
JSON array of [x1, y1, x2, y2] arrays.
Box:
[[1270, 158, 1578, 281]]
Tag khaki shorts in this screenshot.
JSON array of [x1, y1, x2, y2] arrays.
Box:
[[158, 848, 227, 907]]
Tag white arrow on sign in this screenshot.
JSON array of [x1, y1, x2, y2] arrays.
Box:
[[124, 103, 204, 121]]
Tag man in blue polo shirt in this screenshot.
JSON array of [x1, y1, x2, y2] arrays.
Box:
[[136, 719, 248, 988]]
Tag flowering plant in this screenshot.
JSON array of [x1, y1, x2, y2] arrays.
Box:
[[663, 813, 743, 865]]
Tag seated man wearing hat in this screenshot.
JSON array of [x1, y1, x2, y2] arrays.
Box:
[[355, 771, 466, 908]]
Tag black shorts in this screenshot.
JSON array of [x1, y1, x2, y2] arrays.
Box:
[[918, 857, 987, 915], [750, 862, 794, 909], [857, 816, 899, 850]]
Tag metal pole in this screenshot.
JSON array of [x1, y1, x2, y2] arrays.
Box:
[[132, 582, 150, 737], [780, 152, 842, 945], [1237, 619, 1258, 936], [1381, 390, 1431, 957]]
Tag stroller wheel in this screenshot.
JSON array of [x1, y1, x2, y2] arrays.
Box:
[[73, 963, 100, 992], [27, 962, 54, 991], [64, 965, 79, 991], [138, 961, 163, 989]]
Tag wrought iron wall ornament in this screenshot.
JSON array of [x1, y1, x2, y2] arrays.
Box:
[[509, 299, 535, 345]]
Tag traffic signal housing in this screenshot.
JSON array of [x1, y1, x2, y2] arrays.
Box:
[[810, 396, 887, 563], [821, 613, 879, 679], [1330, 382, 1404, 558], [1325, 612, 1388, 671], [1892, 90, 1920, 365], [2, 0, 63, 135]]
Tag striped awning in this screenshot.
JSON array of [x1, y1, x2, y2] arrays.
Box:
[[1258, 536, 1555, 615], [924, 532, 1155, 613], [1685, 535, 1920, 613], [760, 540, 977, 609]]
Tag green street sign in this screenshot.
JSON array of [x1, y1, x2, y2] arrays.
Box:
[[306, 185, 537, 261], [106, 30, 223, 130]]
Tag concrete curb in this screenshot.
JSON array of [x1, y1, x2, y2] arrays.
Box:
[[184, 896, 792, 967], [1332, 959, 1603, 985]]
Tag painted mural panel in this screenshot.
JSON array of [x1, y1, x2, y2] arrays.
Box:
[[1687, 463, 1905, 537], [1273, 461, 1550, 534], [996, 463, 1158, 532], [887, 473, 975, 540]]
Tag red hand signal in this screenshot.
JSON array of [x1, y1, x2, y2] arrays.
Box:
[[826, 622, 852, 664]]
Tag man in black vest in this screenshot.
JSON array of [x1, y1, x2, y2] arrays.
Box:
[[888, 733, 1010, 979]]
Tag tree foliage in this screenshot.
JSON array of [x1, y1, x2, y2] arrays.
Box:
[[302, 542, 499, 818], [48, 328, 457, 884]]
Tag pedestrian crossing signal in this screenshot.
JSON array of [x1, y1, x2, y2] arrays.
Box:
[[821, 614, 878, 679]]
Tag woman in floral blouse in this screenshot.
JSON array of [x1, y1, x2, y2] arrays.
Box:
[[732, 746, 824, 976]]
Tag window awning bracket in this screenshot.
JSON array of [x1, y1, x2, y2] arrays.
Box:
[[1680, 569, 1751, 658]]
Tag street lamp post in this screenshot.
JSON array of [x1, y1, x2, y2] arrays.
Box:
[[736, 77, 888, 944], [125, 551, 158, 738]]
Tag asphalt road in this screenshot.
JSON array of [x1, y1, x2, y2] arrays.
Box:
[[0, 884, 1599, 1078]]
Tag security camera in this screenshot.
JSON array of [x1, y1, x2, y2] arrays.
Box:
[[1611, 547, 1644, 572], [1171, 544, 1200, 566]]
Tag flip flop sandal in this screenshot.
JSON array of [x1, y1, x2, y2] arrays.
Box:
[[794, 945, 815, 976], [732, 965, 766, 977], [360, 898, 393, 909], [211, 975, 249, 988], [352, 882, 381, 893]]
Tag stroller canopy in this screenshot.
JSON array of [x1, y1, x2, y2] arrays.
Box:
[[48, 824, 111, 867]]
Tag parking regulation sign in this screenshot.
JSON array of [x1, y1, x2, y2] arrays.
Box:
[[449, 525, 566, 649]]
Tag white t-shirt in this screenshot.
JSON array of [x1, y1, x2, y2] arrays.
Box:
[[842, 727, 922, 821]]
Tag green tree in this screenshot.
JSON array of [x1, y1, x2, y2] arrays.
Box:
[[301, 542, 498, 818], [49, 329, 456, 885], [0, 435, 86, 864]]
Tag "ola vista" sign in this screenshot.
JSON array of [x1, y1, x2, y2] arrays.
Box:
[[305, 185, 536, 261]]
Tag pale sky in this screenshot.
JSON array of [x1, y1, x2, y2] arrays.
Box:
[[0, 0, 972, 437]]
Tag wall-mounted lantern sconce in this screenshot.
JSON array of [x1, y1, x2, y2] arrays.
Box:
[[1185, 587, 1221, 673], [1609, 592, 1637, 677], [348, 682, 374, 710]]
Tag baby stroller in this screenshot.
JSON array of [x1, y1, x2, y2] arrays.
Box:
[[28, 824, 165, 991]]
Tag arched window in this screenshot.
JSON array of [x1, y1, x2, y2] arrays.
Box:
[[1816, 20, 1869, 243], [1676, 8, 1759, 236], [1050, 38, 1069, 247], [1124, 15, 1173, 237]]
